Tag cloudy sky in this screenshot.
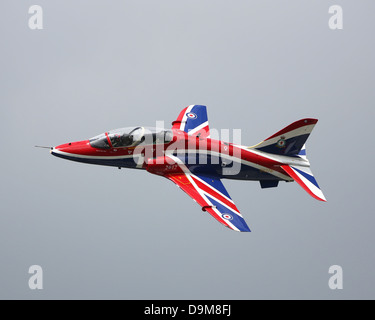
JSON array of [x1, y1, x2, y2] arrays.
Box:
[[1, 0, 374, 299]]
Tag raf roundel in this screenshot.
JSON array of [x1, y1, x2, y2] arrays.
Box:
[[186, 112, 197, 119], [276, 136, 286, 148], [222, 214, 233, 221]]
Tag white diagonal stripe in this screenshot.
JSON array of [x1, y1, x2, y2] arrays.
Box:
[[180, 105, 194, 131], [188, 121, 209, 135]]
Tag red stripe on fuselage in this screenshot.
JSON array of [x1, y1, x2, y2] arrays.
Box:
[[169, 134, 287, 177], [206, 139, 286, 176]]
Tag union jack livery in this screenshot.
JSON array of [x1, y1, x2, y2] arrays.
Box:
[[46, 105, 326, 232]]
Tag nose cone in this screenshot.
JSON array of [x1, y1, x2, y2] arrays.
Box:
[[51, 140, 93, 159]]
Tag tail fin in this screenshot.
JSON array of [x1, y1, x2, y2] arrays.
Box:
[[252, 119, 326, 201], [281, 165, 327, 202], [251, 118, 318, 156]]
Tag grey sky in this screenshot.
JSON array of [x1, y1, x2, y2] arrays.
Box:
[[1, 1, 375, 299]]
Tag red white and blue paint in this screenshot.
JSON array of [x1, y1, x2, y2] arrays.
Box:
[[50, 105, 326, 232]]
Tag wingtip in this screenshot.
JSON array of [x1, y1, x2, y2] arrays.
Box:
[[312, 191, 327, 202], [226, 225, 251, 232]]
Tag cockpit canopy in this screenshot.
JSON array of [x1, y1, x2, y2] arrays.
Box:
[[89, 127, 173, 149]]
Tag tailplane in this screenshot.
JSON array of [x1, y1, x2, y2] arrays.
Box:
[[281, 165, 326, 202]]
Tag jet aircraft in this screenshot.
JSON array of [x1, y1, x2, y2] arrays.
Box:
[[47, 105, 326, 232]]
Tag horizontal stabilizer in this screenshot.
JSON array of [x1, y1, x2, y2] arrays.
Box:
[[281, 165, 326, 202]]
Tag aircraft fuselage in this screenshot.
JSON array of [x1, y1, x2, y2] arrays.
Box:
[[51, 128, 305, 184]]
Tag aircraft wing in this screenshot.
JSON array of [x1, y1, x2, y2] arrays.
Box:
[[163, 158, 250, 232], [172, 105, 210, 139]]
